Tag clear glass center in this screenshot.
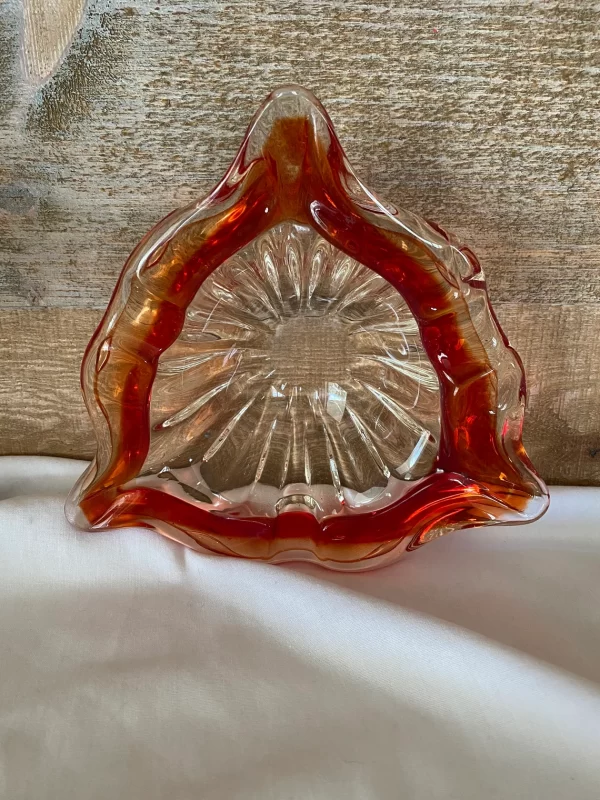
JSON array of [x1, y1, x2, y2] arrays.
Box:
[[271, 315, 348, 384], [142, 223, 441, 519]]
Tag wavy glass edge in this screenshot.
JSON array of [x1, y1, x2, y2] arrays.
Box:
[[65, 85, 549, 570]]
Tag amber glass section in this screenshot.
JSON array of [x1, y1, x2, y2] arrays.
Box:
[[66, 85, 548, 570]]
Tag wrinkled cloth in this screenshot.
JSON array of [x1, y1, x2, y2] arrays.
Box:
[[0, 456, 599, 800]]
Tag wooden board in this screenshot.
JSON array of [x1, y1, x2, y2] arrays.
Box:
[[1, 0, 599, 484], [1, 305, 598, 486]]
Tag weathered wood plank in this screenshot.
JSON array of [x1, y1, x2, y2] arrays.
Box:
[[0, 306, 598, 485], [1, 1, 598, 308], [0, 0, 599, 482], [0, 309, 101, 458], [499, 305, 600, 486]]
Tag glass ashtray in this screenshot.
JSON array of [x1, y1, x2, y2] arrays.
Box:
[[66, 85, 549, 571]]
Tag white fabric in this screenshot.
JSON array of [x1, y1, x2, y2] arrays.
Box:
[[1, 456, 599, 799]]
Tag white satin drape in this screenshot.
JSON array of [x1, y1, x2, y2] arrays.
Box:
[[1, 457, 599, 799]]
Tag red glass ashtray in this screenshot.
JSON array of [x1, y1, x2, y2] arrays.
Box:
[[66, 85, 549, 570]]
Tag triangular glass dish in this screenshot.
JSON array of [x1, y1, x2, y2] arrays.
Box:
[[66, 85, 548, 571]]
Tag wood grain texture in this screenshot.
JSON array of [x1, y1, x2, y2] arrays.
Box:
[[0, 309, 101, 458], [1, 305, 598, 484], [0, 0, 599, 483]]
